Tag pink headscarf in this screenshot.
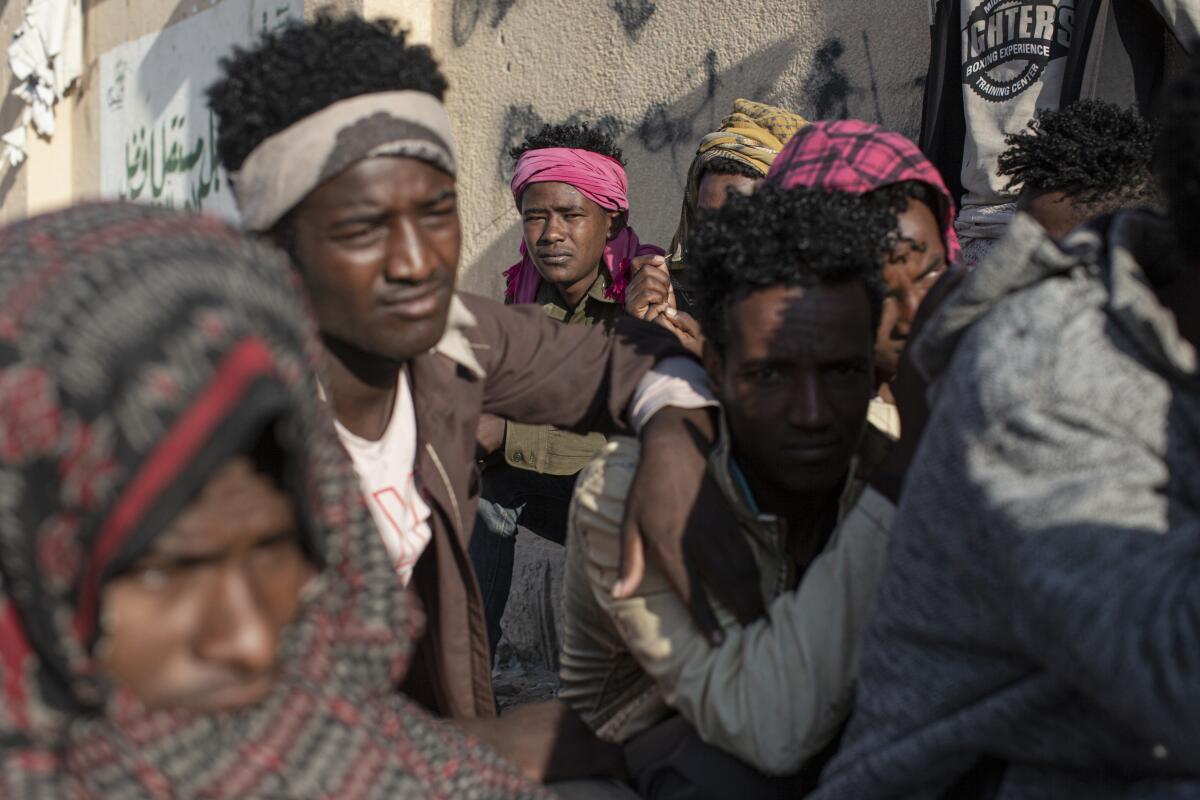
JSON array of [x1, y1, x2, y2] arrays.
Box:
[[504, 147, 664, 304], [765, 120, 961, 265]]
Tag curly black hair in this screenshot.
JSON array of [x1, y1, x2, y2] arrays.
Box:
[[870, 180, 940, 220], [688, 183, 893, 353], [868, 180, 946, 263], [1158, 57, 1200, 255], [997, 100, 1159, 215], [206, 13, 447, 173], [509, 123, 625, 165], [701, 156, 763, 181]]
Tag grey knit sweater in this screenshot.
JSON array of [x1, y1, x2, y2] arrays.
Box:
[[814, 210, 1200, 799]]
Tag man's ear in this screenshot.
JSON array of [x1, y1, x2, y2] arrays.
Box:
[[607, 210, 628, 241]]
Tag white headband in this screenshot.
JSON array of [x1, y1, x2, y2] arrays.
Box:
[[230, 91, 458, 231]]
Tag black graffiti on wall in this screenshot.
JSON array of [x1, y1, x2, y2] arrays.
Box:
[[861, 31, 885, 124], [802, 38, 856, 120], [796, 33, 914, 127], [496, 49, 722, 176], [634, 49, 719, 152], [452, 0, 517, 47], [611, 0, 656, 41], [490, 35, 924, 191]]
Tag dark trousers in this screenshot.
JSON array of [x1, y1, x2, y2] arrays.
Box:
[[468, 463, 577, 655], [623, 715, 817, 800]]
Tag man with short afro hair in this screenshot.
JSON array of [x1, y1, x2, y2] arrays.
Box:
[[919, 0, 1195, 270], [208, 14, 448, 178], [560, 183, 898, 798], [206, 12, 722, 785], [997, 99, 1161, 239]]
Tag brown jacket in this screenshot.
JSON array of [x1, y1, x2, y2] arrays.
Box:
[[400, 291, 692, 719]]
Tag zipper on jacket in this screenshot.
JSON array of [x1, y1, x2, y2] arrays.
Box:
[[424, 442, 463, 534]]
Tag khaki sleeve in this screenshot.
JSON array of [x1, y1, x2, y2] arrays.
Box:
[[502, 421, 545, 471], [571, 440, 893, 776], [504, 422, 607, 475]]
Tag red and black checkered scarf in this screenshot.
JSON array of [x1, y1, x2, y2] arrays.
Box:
[[765, 119, 961, 265], [0, 203, 544, 799]]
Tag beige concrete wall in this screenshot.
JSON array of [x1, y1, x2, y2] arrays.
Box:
[[403, 0, 933, 297], [308, 0, 364, 20], [364, 0, 429, 42], [0, 0, 243, 215], [0, 0, 931, 298], [25, 92, 74, 215]]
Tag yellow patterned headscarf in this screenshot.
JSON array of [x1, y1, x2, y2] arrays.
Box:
[[668, 99, 806, 270]]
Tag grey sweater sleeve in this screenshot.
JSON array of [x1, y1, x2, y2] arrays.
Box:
[[971, 398, 1200, 767]]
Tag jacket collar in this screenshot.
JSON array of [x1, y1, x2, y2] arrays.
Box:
[[431, 293, 486, 379], [1102, 211, 1197, 381], [708, 410, 863, 551], [912, 209, 1198, 387], [535, 269, 616, 321], [709, 412, 767, 528]]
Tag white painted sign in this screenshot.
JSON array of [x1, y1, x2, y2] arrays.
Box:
[[98, 0, 301, 221]]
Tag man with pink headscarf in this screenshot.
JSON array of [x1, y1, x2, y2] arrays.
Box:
[[471, 123, 665, 656]]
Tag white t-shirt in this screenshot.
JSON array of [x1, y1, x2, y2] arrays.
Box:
[[331, 356, 716, 586], [956, 0, 1074, 240], [333, 370, 431, 586]]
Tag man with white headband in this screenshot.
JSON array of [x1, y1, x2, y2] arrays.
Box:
[[207, 13, 717, 784]]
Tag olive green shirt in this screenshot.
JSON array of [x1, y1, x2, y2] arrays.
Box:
[[502, 272, 618, 475]]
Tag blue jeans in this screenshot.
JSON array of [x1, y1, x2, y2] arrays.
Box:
[[469, 463, 577, 655]]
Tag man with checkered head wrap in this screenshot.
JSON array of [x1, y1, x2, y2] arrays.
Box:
[[207, 12, 721, 784], [765, 119, 961, 441], [814, 55, 1200, 799]]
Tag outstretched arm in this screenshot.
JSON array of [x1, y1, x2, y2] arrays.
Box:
[[468, 295, 758, 635], [470, 294, 697, 433]]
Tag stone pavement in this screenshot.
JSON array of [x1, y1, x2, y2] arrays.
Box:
[[494, 532, 643, 799], [493, 528, 567, 711]]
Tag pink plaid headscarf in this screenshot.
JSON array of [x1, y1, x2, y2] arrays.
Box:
[[504, 147, 663, 304], [765, 120, 961, 265]]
